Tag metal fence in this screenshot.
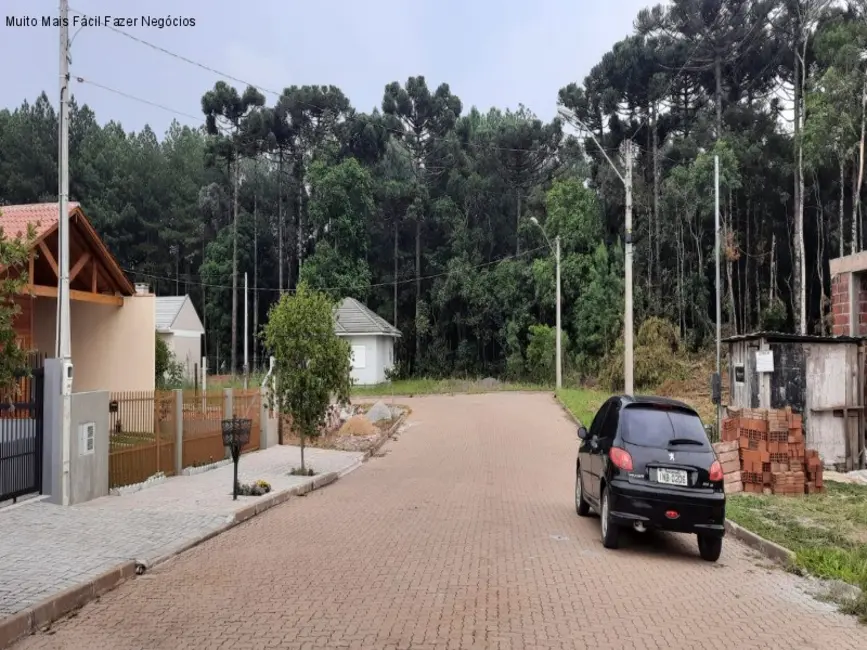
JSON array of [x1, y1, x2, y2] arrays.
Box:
[[108, 388, 263, 489], [181, 389, 225, 469], [0, 362, 44, 502], [108, 391, 176, 489]]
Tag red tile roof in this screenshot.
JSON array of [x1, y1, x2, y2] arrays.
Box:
[[0, 202, 80, 240]]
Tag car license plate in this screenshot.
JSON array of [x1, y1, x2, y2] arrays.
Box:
[[657, 468, 688, 486]]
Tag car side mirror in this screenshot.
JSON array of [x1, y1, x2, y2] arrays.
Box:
[[577, 426, 588, 440]]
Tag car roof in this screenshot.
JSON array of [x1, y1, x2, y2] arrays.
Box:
[[615, 394, 699, 415]]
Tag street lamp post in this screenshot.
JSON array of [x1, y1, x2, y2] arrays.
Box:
[[531, 217, 562, 389]]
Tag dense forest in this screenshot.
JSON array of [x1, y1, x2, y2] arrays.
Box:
[[2, 0, 867, 384]]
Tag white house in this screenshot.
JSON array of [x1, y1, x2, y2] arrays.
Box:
[[155, 295, 204, 381], [334, 297, 401, 385]]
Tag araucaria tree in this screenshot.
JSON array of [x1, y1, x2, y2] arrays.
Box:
[[262, 283, 351, 471]]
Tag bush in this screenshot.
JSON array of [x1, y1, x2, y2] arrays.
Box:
[[525, 324, 571, 384], [599, 317, 686, 392], [155, 334, 185, 389]]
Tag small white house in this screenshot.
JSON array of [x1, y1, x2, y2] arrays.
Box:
[[155, 295, 204, 381], [334, 298, 401, 385]]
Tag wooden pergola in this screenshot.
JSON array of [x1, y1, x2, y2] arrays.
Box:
[[2, 203, 136, 348]]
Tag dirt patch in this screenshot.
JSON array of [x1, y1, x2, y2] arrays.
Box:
[[339, 415, 378, 437]]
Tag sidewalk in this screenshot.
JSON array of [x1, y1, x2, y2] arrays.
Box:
[[0, 445, 363, 625]]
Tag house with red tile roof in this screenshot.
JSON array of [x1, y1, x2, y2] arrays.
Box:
[[1, 202, 156, 392]]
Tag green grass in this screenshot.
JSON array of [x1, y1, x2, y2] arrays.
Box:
[[555, 387, 608, 426], [350, 377, 551, 397], [727, 483, 867, 620]]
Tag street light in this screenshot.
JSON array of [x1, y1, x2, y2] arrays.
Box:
[[557, 105, 634, 396], [530, 217, 562, 390]]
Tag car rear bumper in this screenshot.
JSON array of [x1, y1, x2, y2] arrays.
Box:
[[607, 479, 725, 537]]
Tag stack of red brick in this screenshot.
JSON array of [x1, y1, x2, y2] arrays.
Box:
[[710, 440, 743, 494], [719, 407, 824, 495]]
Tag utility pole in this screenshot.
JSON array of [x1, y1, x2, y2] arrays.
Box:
[[714, 155, 722, 435], [57, 0, 72, 506], [624, 141, 634, 396], [243, 272, 249, 390], [530, 218, 562, 389], [555, 235, 562, 390], [557, 105, 634, 395]]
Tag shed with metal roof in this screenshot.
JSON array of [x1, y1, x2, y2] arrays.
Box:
[[334, 298, 400, 385]]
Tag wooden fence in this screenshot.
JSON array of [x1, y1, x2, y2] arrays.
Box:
[[108, 388, 262, 489]]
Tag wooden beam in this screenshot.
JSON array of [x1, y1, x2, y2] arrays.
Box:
[[24, 284, 123, 306], [36, 241, 58, 277], [28, 252, 34, 285], [91, 261, 97, 292], [70, 252, 91, 282]]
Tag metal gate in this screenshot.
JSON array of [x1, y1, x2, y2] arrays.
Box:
[[0, 367, 44, 502]]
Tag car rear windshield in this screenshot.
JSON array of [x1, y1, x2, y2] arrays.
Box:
[[620, 406, 709, 448]]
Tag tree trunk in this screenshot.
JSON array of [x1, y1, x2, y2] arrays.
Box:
[[393, 219, 399, 327], [278, 153, 284, 293], [516, 193, 522, 255], [231, 155, 239, 375], [714, 54, 723, 137], [415, 217, 422, 369], [857, 75, 867, 251], [793, 46, 806, 334], [726, 193, 737, 334], [816, 176, 827, 335], [253, 194, 259, 371], [652, 103, 660, 300], [852, 158, 859, 253], [840, 157, 846, 258]]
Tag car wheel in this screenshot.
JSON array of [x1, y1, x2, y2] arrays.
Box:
[[600, 486, 619, 549], [575, 469, 590, 517], [697, 535, 722, 562]]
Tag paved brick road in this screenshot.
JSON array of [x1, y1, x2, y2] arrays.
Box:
[[15, 394, 866, 650]]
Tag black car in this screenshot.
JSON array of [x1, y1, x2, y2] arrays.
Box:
[[574, 395, 725, 561]]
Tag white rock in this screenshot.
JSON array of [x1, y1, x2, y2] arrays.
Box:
[[365, 400, 392, 423]]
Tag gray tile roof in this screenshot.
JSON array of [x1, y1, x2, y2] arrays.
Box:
[[155, 296, 188, 330], [334, 298, 401, 337]]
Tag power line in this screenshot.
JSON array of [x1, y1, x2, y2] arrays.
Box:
[[74, 75, 206, 125], [122, 245, 548, 294], [67, 6, 558, 158]]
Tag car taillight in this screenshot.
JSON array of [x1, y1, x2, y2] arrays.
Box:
[[708, 460, 723, 482], [609, 447, 633, 471]]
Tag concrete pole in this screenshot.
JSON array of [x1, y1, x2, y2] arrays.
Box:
[[555, 235, 562, 390], [244, 272, 249, 390], [624, 141, 634, 396], [58, 0, 72, 506], [715, 155, 722, 433]]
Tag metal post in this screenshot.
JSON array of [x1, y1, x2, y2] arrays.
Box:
[[624, 141, 634, 396], [715, 155, 722, 434], [555, 235, 562, 390], [58, 0, 72, 506], [244, 272, 248, 390]]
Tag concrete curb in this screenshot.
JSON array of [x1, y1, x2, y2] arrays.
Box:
[[0, 562, 136, 649], [725, 519, 796, 566], [0, 467, 348, 649], [361, 413, 407, 462]]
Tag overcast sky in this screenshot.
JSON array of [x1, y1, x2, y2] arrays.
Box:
[[1, 0, 653, 136]]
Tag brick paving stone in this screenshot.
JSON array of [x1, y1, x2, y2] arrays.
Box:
[[10, 393, 867, 649], [0, 445, 362, 618]]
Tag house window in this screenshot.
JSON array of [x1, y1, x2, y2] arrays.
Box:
[[351, 345, 366, 369]]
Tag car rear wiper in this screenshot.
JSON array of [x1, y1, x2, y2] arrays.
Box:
[[667, 438, 704, 446]]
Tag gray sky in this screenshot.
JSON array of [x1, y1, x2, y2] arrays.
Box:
[[1, 0, 652, 136]]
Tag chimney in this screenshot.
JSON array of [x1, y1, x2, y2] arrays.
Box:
[[134, 283, 150, 296]]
